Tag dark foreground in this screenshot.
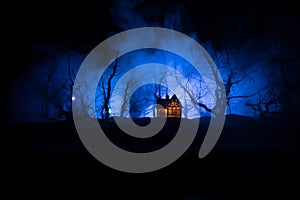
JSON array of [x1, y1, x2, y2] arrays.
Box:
[[1, 115, 299, 199]]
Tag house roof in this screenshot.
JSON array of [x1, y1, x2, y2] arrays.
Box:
[[157, 94, 182, 108]]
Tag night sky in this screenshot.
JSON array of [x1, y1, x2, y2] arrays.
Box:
[[7, 0, 300, 73], [5, 0, 300, 122]]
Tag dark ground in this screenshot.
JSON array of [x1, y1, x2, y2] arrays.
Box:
[[1, 115, 299, 199]]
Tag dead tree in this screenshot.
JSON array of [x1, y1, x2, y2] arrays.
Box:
[[224, 49, 261, 114], [33, 45, 80, 121], [101, 58, 118, 121]]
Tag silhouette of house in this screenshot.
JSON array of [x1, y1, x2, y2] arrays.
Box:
[[156, 94, 182, 118]]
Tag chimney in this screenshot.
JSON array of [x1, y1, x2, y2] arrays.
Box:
[[166, 94, 169, 100]]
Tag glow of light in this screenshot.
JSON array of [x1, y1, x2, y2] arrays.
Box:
[[108, 108, 112, 114], [72, 96, 76, 101]]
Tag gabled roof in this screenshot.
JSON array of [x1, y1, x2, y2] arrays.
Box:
[[157, 94, 182, 108]]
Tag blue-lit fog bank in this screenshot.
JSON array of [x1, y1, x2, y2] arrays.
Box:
[[8, 0, 298, 122], [95, 49, 211, 119], [9, 41, 283, 122], [93, 48, 279, 119]]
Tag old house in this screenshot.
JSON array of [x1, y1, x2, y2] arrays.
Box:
[[156, 94, 182, 118]]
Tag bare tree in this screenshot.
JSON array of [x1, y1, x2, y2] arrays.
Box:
[[223, 49, 263, 114], [100, 58, 119, 121], [119, 68, 136, 117], [32, 44, 82, 121]]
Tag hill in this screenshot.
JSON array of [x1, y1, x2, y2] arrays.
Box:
[[1, 115, 299, 199]]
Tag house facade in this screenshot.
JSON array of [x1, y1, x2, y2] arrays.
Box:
[[156, 94, 182, 118]]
